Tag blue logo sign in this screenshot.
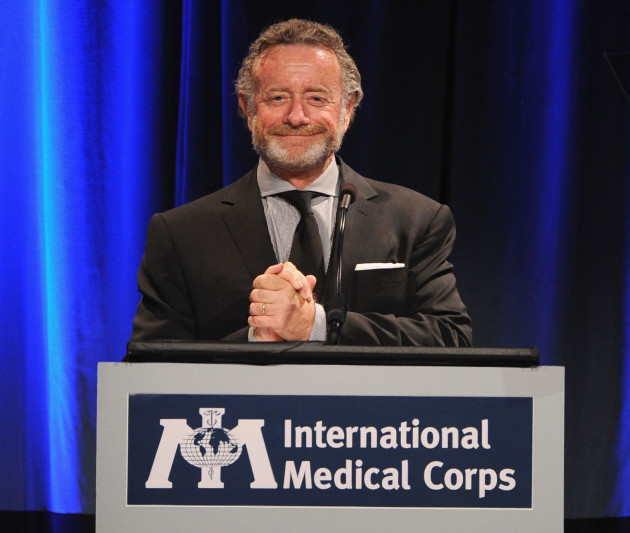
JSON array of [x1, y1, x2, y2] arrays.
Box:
[[127, 395, 532, 508]]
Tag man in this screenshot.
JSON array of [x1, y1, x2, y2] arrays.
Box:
[[131, 19, 472, 346]]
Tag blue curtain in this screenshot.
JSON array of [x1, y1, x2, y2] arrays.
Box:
[[447, 1, 630, 517], [0, 1, 179, 512], [1, 0, 628, 519]]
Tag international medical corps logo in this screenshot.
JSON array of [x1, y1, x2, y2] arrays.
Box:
[[127, 394, 533, 508], [179, 409, 242, 482], [144, 407, 278, 490]]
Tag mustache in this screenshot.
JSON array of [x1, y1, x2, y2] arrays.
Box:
[[265, 124, 328, 136]]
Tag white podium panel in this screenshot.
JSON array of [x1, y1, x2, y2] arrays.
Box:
[[97, 362, 563, 532]]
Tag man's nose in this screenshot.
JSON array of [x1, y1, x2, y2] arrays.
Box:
[[285, 98, 310, 127]]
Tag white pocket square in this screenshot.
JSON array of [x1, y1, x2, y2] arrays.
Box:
[[355, 262, 405, 271]]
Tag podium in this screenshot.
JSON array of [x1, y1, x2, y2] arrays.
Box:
[[97, 343, 563, 532]]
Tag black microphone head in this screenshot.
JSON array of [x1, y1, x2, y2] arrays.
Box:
[[339, 184, 357, 204]]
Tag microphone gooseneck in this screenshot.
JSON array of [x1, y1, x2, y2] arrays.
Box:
[[326, 184, 357, 345]]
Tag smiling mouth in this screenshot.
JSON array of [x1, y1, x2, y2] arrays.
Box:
[[267, 125, 327, 136], [277, 133, 319, 137]]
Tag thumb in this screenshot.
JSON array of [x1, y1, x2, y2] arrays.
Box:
[[264, 263, 284, 275]]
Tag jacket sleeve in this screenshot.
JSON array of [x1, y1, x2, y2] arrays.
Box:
[[340, 205, 472, 347], [130, 213, 198, 341], [130, 213, 252, 344]]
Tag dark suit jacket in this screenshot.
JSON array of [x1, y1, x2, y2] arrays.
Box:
[[131, 159, 472, 346]]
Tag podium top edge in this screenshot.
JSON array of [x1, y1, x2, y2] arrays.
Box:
[[124, 341, 540, 368]]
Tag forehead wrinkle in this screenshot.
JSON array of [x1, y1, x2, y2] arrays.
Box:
[[253, 44, 343, 91], [263, 83, 334, 94]]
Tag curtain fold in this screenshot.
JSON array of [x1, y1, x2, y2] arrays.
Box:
[[1, 1, 180, 513]]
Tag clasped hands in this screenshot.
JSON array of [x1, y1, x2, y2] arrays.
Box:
[[248, 262, 317, 342]]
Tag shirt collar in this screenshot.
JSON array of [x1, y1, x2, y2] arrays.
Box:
[[257, 158, 340, 198]]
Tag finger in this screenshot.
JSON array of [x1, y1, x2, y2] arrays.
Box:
[[278, 262, 313, 301], [249, 301, 270, 316], [276, 267, 306, 293], [295, 281, 313, 302], [264, 263, 284, 275], [248, 314, 278, 329], [252, 273, 289, 291], [290, 272, 315, 303], [249, 288, 279, 303], [305, 274, 317, 292]]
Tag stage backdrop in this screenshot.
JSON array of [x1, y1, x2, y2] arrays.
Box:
[[1, 0, 628, 519]]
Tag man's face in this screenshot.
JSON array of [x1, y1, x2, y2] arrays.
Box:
[[240, 44, 355, 175]]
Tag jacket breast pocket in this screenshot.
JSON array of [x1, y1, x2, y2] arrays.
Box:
[[350, 267, 407, 315]]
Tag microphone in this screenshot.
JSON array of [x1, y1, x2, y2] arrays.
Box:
[[339, 183, 357, 209], [326, 184, 357, 344]]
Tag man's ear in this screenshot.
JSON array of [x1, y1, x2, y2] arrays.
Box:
[[238, 92, 253, 130], [343, 94, 357, 131]]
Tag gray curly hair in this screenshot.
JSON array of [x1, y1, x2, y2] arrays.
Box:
[[235, 19, 363, 118]]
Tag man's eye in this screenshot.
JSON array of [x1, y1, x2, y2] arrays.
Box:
[[309, 96, 328, 105]]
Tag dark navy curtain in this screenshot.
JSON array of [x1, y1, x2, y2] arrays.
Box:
[[1, 0, 628, 519]]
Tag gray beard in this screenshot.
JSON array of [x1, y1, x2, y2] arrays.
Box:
[[251, 115, 346, 172]]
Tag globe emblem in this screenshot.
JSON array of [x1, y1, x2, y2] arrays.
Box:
[[179, 426, 243, 480]]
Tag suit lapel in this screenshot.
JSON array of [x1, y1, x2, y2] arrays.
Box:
[[220, 169, 278, 280], [221, 161, 380, 303], [322, 159, 379, 304]]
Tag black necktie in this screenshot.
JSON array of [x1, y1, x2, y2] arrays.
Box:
[[276, 190, 326, 299]]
